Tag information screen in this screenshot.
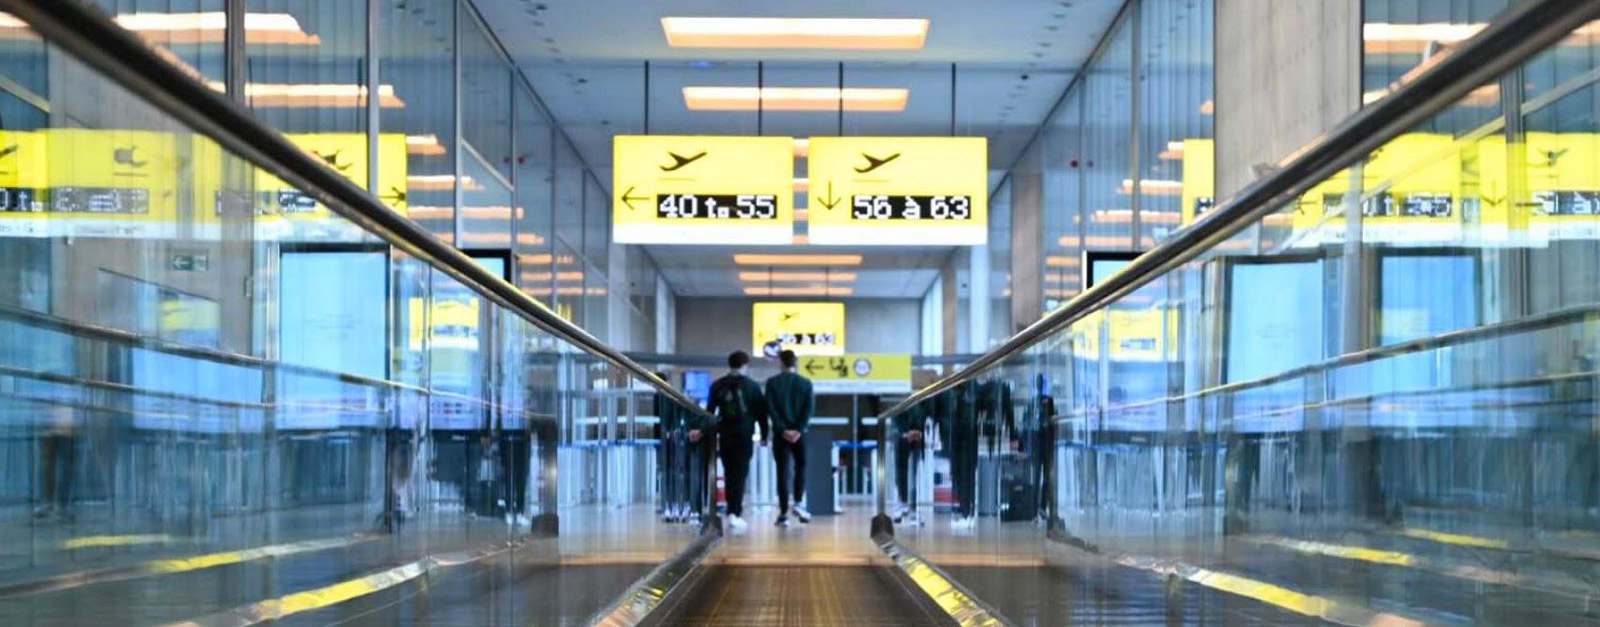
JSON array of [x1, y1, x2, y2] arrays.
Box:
[[1321, 191, 1453, 218], [656, 193, 778, 220], [849, 194, 973, 221], [275, 190, 320, 214], [1534, 190, 1600, 216], [51, 186, 150, 214], [0, 187, 45, 213]]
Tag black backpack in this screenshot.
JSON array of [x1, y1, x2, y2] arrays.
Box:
[[714, 377, 749, 426]]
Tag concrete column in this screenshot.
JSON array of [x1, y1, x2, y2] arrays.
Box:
[[1011, 170, 1044, 332], [941, 259, 960, 355], [969, 244, 991, 351], [1215, 0, 1360, 198], [654, 275, 674, 354]]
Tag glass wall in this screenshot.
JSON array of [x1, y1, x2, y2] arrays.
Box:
[[0, 5, 688, 623], [980, 0, 1215, 330], [888, 5, 1600, 625]]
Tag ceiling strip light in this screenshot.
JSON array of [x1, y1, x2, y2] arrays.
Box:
[[684, 87, 907, 112], [662, 17, 928, 50], [738, 271, 857, 282], [114, 12, 321, 45], [734, 254, 863, 266], [744, 286, 856, 297]]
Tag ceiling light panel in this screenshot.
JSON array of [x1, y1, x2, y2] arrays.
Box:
[[683, 87, 907, 112], [738, 271, 858, 282], [734, 254, 863, 266], [662, 17, 929, 50], [743, 286, 856, 297]]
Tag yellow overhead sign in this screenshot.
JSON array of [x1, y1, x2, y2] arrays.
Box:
[[612, 135, 795, 245], [807, 136, 987, 245], [752, 301, 845, 356], [798, 354, 912, 394]]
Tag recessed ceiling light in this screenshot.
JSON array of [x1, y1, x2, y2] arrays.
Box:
[[407, 134, 446, 155], [109, 12, 321, 45], [202, 82, 404, 108], [684, 87, 907, 112], [738, 271, 857, 282], [679, 87, 907, 113], [661, 17, 929, 50], [743, 286, 856, 297], [734, 254, 863, 266]]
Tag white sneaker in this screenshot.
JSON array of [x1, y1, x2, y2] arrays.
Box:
[[727, 514, 749, 532], [791, 504, 812, 523], [952, 515, 976, 529]]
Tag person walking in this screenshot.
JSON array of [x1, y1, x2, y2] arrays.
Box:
[[695, 351, 768, 532], [765, 350, 814, 527]]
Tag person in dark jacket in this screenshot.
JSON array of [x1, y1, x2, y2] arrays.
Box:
[[696, 351, 768, 532], [765, 350, 815, 526], [893, 401, 929, 523], [653, 371, 688, 522]]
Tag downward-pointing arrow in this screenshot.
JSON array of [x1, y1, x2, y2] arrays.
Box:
[[816, 181, 841, 211], [621, 186, 649, 211]]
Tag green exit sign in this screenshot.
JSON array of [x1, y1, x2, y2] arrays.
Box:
[[170, 254, 210, 272]]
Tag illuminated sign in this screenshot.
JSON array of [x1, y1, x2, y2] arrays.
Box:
[[751, 302, 845, 356], [254, 132, 409, 240], [613, 135, 794, 244], [798, 354, 911, 394], [806, 136, 987, 245], [0, 129, 181, 238], [1180, 138, 1215, 225], [0, 129, 407, 241]]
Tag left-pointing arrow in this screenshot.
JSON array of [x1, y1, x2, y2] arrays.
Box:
[[621, 186, 649, 211]]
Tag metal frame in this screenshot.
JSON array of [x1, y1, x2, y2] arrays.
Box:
[[0, 0, 710, 420]]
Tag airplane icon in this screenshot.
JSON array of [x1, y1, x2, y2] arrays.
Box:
[[113, 146, 147, 168], [314, 149, 352, 172], [660, 151, 707, 172], [780, 312, 799, 322], [855, 152, 900, 173], [0, 145, 17, 160]]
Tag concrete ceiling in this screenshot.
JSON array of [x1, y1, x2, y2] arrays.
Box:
[[472, 0, 1126, 298]]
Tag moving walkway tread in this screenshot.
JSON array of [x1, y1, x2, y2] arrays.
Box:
[[642, 566, 955, 627]]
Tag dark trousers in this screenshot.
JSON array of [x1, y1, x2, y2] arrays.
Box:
[[720, 435, 753, 517], [774, 435, 807, 513], [896, 442, 923, 504], [950, 433, 978, 517], [686, 443, 705, 515]]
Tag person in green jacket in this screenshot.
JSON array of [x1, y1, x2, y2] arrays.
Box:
[[764, 350, 815, 526]]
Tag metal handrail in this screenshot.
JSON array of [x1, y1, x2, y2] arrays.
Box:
[[0, 304, 427, 394], [1070, 302, 1600, 417], [877, 0, 1600, 423], [0, 0, 710, 421]]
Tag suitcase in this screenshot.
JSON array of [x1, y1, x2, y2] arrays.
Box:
[[1000, 479, 1037, 521], [999, 455, 1036, 522]]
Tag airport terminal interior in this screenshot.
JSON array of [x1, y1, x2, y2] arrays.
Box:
[[1, 0, 1599, 624]]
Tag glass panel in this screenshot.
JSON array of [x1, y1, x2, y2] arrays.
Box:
[[889, 6, 1600, 625], [514, 85, 554, 303], [0, 7, 706, 622], [380, 0, 455, 243]]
